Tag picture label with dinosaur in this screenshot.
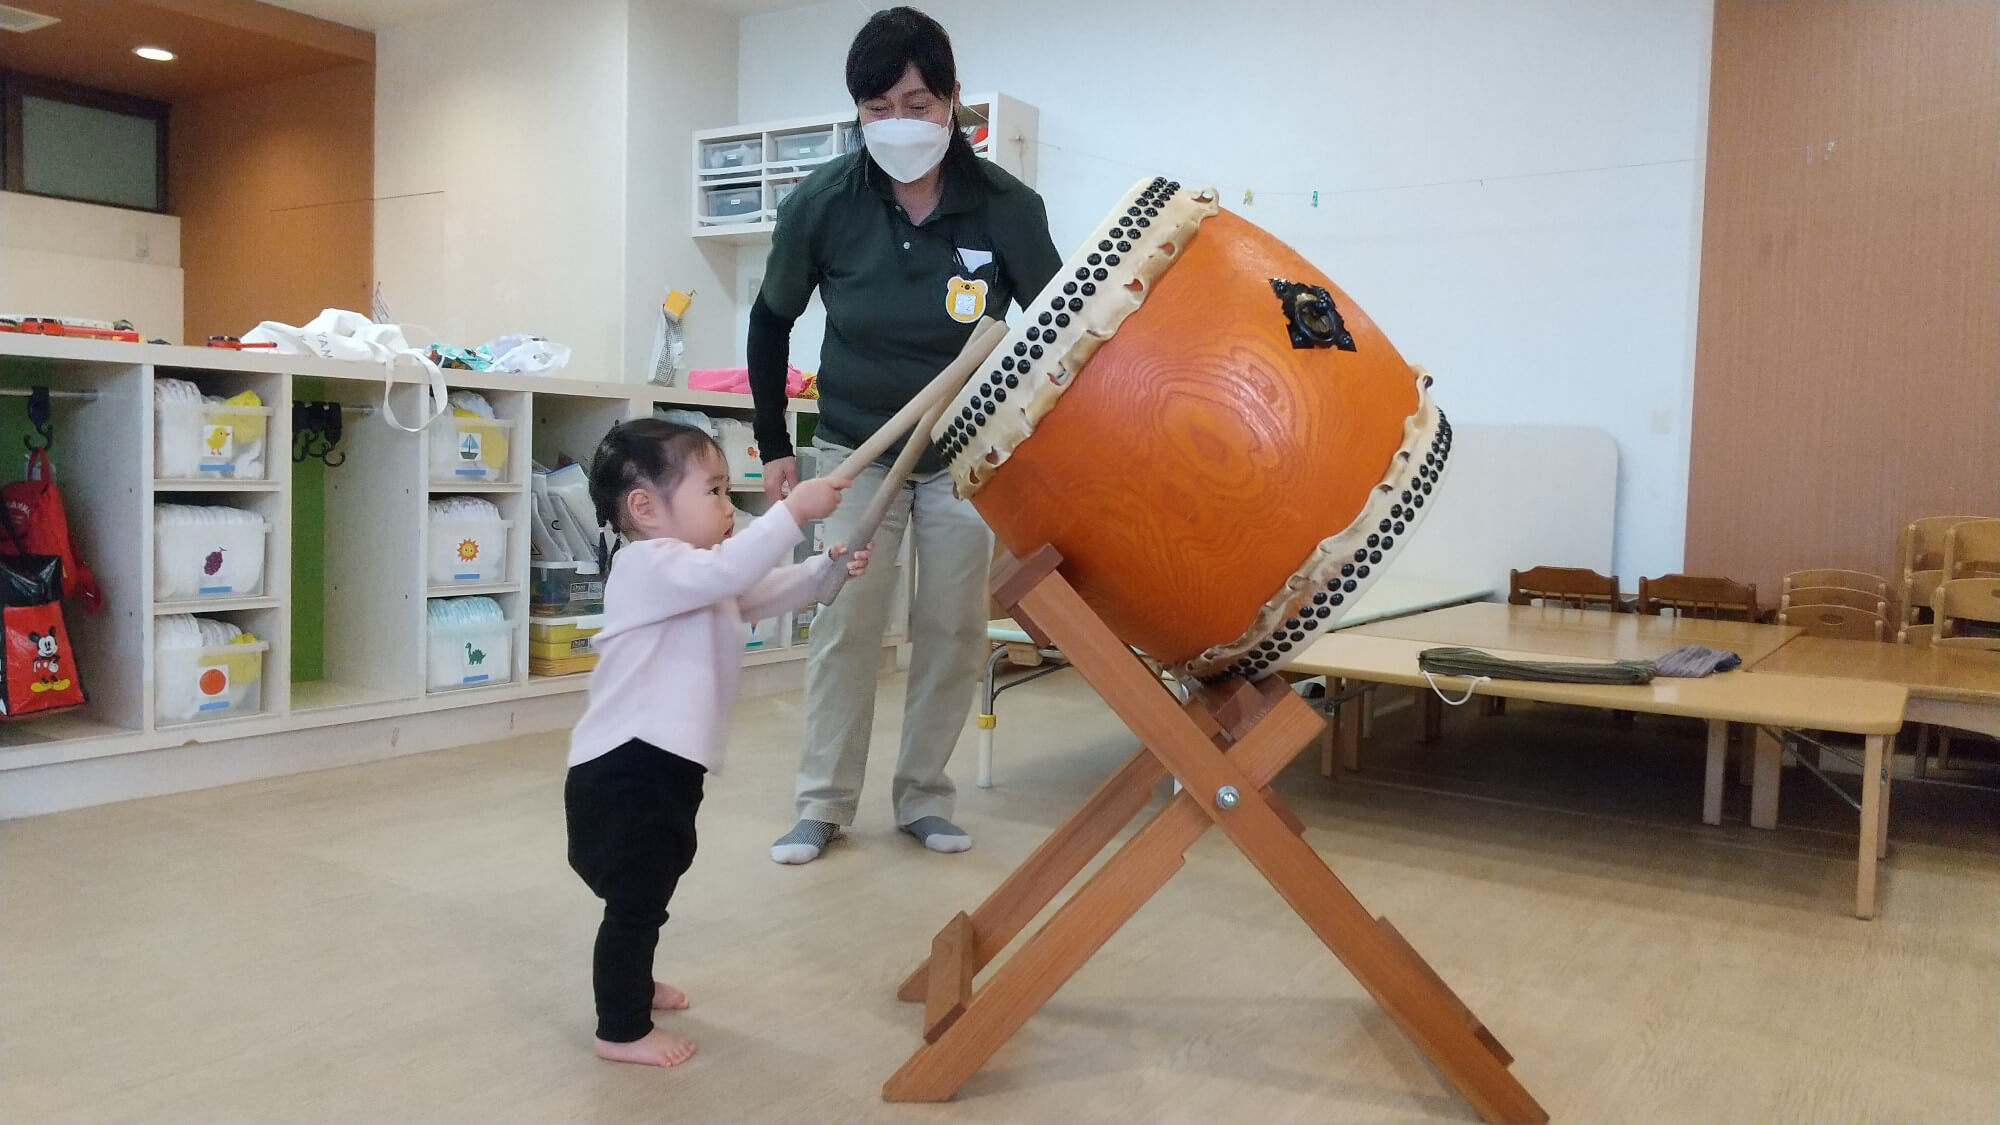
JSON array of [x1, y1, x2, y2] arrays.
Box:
[[461, 640, 490, 684]]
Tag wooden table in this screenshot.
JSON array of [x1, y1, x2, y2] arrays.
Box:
[[1752, 636, 2000, 738], [979, 580, 1491, 789], [1348, 601, 1803, 668], [1331, 601, 1801, 779], [1291, 631, 1908, 918], [1743, 637, 2000, 827]]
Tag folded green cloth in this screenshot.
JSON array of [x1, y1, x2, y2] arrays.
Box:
[[1416, 646, 1657, 685]]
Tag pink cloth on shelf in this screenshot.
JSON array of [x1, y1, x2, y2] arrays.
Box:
[[687, 365, 808, 396]]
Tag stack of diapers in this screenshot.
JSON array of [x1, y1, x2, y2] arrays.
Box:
[[154, 613, 267, 723], [154, 504, 270, 600], [154, 379, 271, 480], [427, 595, 513, 690], [429, 389, 513, 483], [428, 496, 510, 585]]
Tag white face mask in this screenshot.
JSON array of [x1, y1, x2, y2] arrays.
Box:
[[862, 115, 951, 183]]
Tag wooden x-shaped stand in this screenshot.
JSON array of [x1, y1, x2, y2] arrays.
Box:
[[886, 547, 1546, 1123]]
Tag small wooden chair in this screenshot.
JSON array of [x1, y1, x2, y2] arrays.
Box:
[[1779, 586, 1889, 616], [1636, 573, 1761, 621], [1904, 516, 1980, 572], [1934, 577, 2000, 651], [1898, 622, 1950, 775], [1487, 566, 1630, 719], [1901, 569, 1945, 626], [1927, 579, 2000, 770], [1507, 565, 1625, 610], [1901, 517, 1980, 624], [1777, 602, 1886, 641], [1783, 569, 1887, 598], [1943, 519, 2000, 580]]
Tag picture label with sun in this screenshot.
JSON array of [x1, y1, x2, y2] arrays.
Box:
[[452, 537, 485, 582]]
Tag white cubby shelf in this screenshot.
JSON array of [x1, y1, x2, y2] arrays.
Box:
[[0, 335, 892, 819]]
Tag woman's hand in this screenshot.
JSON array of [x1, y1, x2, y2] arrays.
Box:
[[763, 456, 799, 502], [827, 541, 872, 578]]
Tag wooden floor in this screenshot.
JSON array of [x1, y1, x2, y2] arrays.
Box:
[[4, 673, 1996, 1123]]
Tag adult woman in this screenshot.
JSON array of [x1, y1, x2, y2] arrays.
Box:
[[748, 7, 1060, 864]]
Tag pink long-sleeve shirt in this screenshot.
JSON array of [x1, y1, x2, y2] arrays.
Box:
[[567, 504, 833, 772]]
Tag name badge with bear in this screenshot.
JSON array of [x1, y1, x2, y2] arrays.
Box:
[[945, 276, 989, 324]]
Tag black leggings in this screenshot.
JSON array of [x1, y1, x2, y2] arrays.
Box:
[[565, 739, 705, 1043]]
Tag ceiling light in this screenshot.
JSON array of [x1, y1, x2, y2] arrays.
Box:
[[133, 46, 175, 61]]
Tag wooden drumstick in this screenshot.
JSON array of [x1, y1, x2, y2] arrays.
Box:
[[816, 317, 1005, 485], [811, 319, 1000, 605], [814, 387, 957, 605]]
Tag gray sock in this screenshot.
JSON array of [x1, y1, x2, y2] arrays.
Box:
[[900, 815, 972, 854], [770, 819, 841, 865], [1654, 644, 1743, 678]]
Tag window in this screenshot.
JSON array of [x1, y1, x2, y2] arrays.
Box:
[[2, 71, 168, 213]]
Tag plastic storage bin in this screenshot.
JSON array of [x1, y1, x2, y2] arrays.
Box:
[[154, 505, 270, 600], [427, 599, 515, 691], [530, 561, 605, 616], [156, 400, 275, 481], [156, 637, 268, 724], [702, 183, 762, 223], [744, 614, 782, 651], [528, 614, 602, 676], [771, 179, 803, 208], [528, 614, 603, 659], [428, 415, 515, 483], [700, 137, 760, 172], [429, 518, 511, 585], [715, 418, 762, 483], [771, 128, 835, 163]]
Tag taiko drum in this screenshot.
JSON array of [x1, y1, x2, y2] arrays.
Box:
[[931, 177, 1452, 680]]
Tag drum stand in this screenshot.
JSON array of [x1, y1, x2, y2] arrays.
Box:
[[885, 546, 1547, 1124]]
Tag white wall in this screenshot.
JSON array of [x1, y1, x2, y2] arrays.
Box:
[[374, 0, 631, 380], [737, 0, 1713, 582], [625, 0, 739, 380], [0, 192, 184, 342]]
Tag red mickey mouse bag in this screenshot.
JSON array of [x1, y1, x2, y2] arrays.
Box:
[[0, 515, 84, 718]]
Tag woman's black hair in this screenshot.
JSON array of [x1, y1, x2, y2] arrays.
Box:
[[587, 419, 724, 534], [846, 7, 981, 181]]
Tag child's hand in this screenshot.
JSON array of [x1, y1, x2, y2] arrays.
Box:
[[783, 476, 850, 523], [827, 541, 872, 578]]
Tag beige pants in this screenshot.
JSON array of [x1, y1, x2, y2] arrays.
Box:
[[794, 437, 993, 827]]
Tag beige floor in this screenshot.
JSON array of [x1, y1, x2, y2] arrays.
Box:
[[4, 672, 1997, 1123]]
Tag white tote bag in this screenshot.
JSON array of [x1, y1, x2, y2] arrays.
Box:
[[241, 309, 451, 433]]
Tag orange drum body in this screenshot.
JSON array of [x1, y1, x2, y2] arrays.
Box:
[[933, 178, 1450, 681]]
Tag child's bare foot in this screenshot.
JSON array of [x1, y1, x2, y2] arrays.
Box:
[[652, 982, 689, 1011], [594, 1027, 697, 1068]]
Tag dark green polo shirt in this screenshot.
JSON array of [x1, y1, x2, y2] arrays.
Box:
[[758, 151, 1062, 474]]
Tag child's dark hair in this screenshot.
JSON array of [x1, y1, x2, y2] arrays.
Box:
[[846, 7, 979, 176], [588, 419, 724, 533]]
